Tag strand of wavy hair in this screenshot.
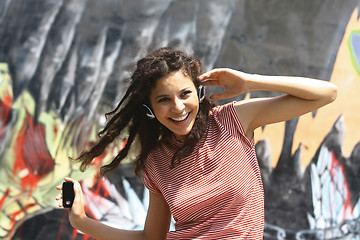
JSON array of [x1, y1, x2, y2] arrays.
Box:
[[73, 85, 137, 173]]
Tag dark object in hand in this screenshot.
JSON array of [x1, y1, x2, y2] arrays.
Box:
[[62, 182, 75, 208]]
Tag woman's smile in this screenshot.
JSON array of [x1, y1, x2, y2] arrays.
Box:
[[170, 112, 190, 122]]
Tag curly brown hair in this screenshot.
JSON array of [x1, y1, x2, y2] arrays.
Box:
[[74, 47, 215, 177]]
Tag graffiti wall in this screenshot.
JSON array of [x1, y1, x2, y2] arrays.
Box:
[[0, 0, 360, 239]]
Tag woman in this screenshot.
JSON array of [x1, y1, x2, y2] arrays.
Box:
[[56, 47, 337, 239]]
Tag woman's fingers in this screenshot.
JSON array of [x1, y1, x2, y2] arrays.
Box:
[[200, 78, 221, 86], [56, 193, 62, 200], [198, 68, 227, 80], [64, 177, 76, 182], [55, 191, 64, 207], [199, 68, 248, 100]]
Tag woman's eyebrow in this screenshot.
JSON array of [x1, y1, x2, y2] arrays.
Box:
[[154, 87, 192, 99], [155, 94, 169, 100]]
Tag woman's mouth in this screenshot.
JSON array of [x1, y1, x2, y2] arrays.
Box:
[[170, 112, 190, 122]]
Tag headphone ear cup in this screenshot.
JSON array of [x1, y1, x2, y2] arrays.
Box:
[[198, 85, 205, 103], [142, 104, 155, 119]]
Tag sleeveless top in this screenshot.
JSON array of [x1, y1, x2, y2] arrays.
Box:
[[142, 102, 264, 239]]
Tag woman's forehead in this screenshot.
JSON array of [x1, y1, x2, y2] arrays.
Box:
[[155, 71, 194, 88]]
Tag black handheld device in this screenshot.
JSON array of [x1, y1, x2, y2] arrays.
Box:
[[62, 181, 75, 208]]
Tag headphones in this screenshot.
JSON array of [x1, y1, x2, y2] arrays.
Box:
[[198, 85, 205, 103], [143, 85, 205, 119]]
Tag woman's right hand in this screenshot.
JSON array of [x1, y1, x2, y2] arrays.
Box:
[[198, 68, 254, 100], [56, 177, 87, 229]]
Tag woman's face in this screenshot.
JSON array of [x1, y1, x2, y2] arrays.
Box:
[[150, 71, 199, 142]]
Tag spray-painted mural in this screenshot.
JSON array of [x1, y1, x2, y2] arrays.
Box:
[[0, 0, 360, 239]]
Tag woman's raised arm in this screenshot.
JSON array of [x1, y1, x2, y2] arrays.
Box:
[[199, 68, 338, 139]]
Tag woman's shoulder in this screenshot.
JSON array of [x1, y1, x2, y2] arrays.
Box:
[[145, 136, 179, 166], [210, 101, 237, 117], [210, 101, 251, 143]]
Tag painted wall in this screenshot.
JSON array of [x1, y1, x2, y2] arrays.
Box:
[[0, 0, 360, 239]]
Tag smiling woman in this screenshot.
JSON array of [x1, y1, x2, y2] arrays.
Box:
[[56, 47, 337, 240]]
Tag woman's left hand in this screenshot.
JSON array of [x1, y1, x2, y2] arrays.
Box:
[[56, 177, 87, 230], [198, 68, 251, 100]]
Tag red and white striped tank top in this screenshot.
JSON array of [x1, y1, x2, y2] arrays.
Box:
[[142, 102, 264, 239]]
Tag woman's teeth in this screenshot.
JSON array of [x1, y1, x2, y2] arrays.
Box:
[[171, 113, 189, 122]]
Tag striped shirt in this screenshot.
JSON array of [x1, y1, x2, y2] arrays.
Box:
[[142, 102, 264, 239]]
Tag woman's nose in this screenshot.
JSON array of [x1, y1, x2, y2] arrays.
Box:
[[172, 98, 185, 112]]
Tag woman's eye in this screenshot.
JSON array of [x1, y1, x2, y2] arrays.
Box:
[[158, 98, 169, 103], [181, 91, 192, 97]]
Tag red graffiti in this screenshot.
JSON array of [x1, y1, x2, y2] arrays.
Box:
[[329, 151, 353, 218], [13, 112, 55, 191], [0, 92, 12, 141], [0, 188, 10, 210]]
